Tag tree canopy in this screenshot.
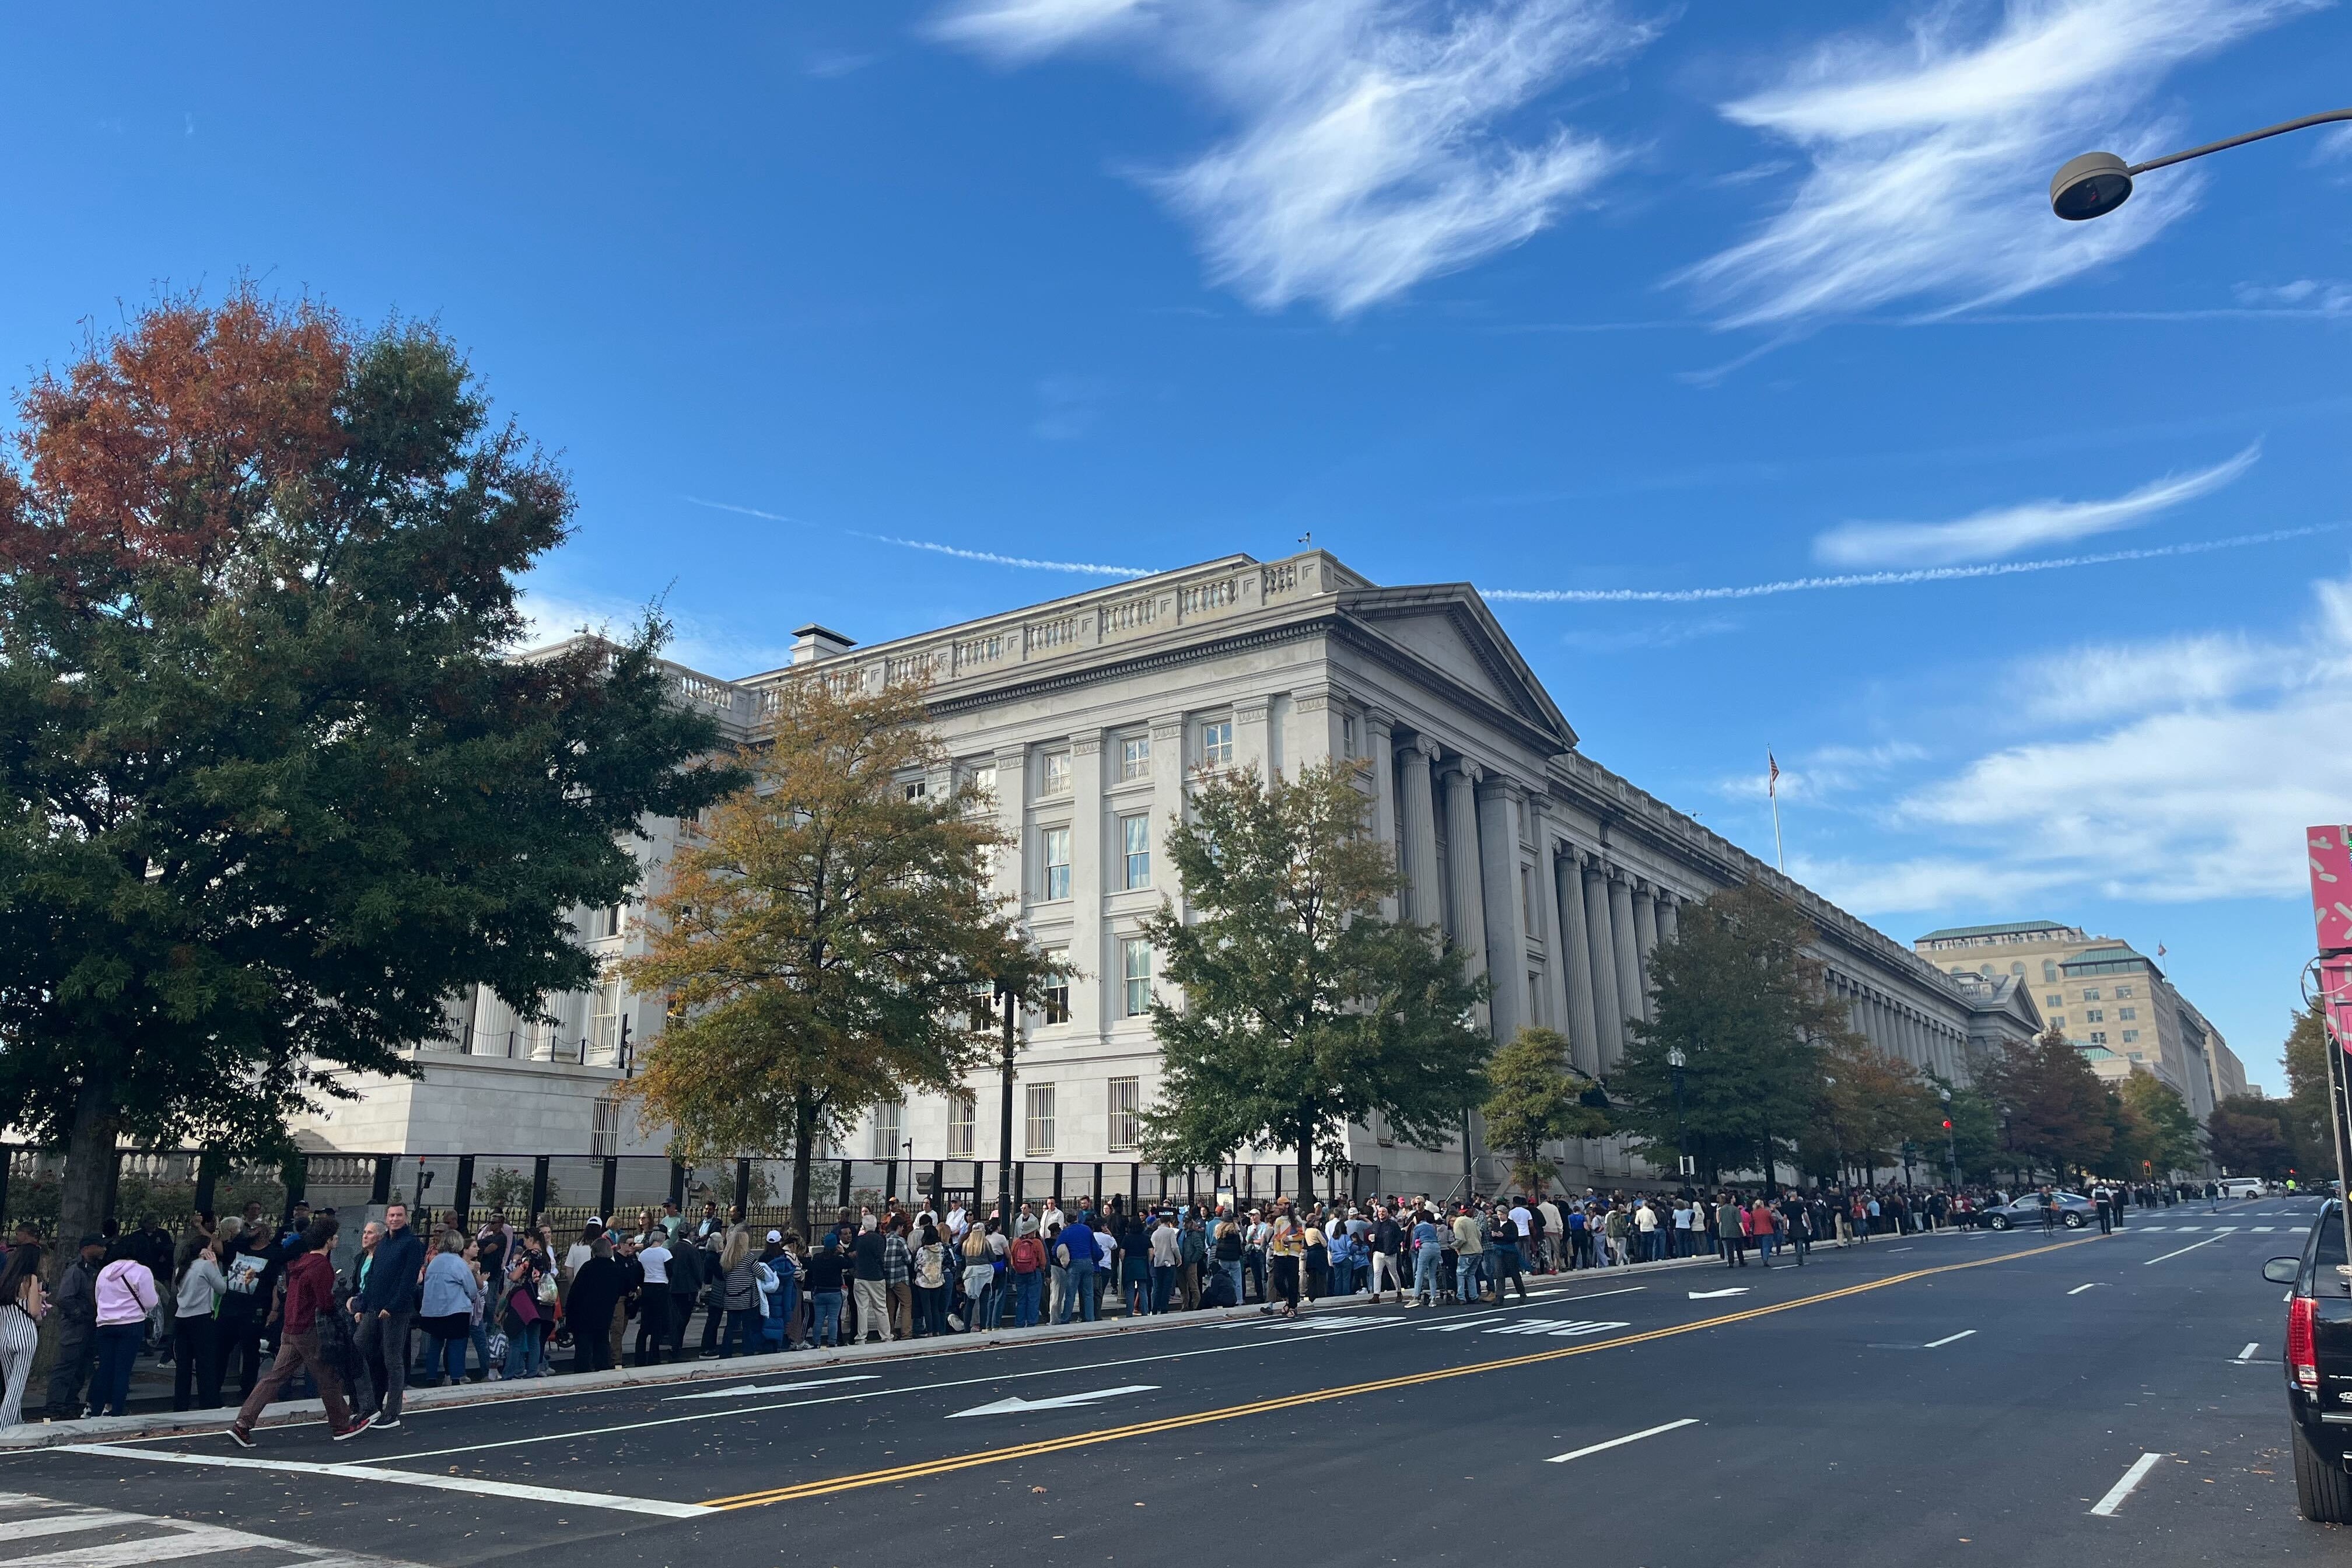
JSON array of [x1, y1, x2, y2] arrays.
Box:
[[0, 289, 730, 1245], [1480, 1026, 1609, 1194], [1140, 758, 1487, 1199], [1613, 883, 1845, 1187], [2207, 1094, 2297, 1180], [1978, 1029, 2113, 1181], [618, 674, 1046, 1235]]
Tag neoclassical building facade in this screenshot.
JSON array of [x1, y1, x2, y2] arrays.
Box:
[[299, 549, 2015, 1193]]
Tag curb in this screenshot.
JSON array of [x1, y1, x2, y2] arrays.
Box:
[[0, 1223, 1984, 1452]]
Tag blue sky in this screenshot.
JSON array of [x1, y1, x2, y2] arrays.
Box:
[[5, 2, 2349, 1091]]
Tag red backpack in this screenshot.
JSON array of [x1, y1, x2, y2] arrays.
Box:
[[1009, 1234, 1045, 1274]]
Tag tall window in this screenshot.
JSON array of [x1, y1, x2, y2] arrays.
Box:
[[589, 978, 622, 1063], [1108, 1077, 1141, 1152], [2042, 960, 2057, 982], [1121, 937, 1152, 1017], [1040, 749, 1072, 797], [1041, 947, 1070, 1024], [1042, 827, 1072, 900], [872, 1099, 903, 1160], [1342, 715, 1357, 757], [1121, 814, 1151, 890], [1026, 1084, 1056, 1154], [1200, 720, 1233, 768], [596, 902, 626, 939], [948, 1092, 976, 1157], [1119, 734, 1150, 780]]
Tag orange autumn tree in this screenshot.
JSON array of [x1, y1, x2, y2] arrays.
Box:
[[620, 674, 1053, 1235]]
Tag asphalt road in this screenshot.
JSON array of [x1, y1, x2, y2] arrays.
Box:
[[0, 1197, 2326, 1567]]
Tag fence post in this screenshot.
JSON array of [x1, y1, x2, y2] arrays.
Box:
[[599, 1157, 618, 1222], [453, 1155, 475, 1226], [531, 1156, 551, 1220], [883, 1158, 898, 1203], [734, 1158, 751, 1214]]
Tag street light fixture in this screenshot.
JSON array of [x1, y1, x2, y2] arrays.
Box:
[[1667, 1047, 1689, 1184], [2050, 107, 2352, 220]]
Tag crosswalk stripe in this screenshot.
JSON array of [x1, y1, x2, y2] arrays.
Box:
[[4, 1508, 152, 1541], [6, 1526, 284, 1568]]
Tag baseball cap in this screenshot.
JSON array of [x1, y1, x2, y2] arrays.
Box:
[[766, 1228, 782, 1242]]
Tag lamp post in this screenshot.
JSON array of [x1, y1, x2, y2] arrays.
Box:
[[1938, 1086, 1957, 1189], [995, 979, 1019, 1219], [2050, 107, 2352, 220], [1667, 1046, 1689, 1189]]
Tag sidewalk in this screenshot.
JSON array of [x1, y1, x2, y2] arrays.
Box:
[[4, 1224, 1982, 1452]]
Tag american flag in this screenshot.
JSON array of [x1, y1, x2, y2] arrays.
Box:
[[1768, 751, 1780, 797]]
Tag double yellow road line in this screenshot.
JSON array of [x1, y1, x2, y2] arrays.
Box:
[[703, 1232, 2101, 1509]]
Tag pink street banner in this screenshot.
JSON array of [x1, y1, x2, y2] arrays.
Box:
[[2309, 825, 2352, 954]]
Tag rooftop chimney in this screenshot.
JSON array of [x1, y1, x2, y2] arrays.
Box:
[[791, 624, 856, 666]]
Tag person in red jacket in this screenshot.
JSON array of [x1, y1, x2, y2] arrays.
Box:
[[228, 1217, 372, 1447]]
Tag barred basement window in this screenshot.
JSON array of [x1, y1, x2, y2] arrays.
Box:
[[1108, 1077, 1141, 1152], [871, 1099, 903, 1160], [1026, 1084, 1056, 1154], [949, 1093, 976, 1157]]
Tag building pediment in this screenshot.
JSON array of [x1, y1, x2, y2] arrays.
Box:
[[1340, 584, 1576, 752]]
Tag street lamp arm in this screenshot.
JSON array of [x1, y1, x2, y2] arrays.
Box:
[[2127, 106, 2352, 176]]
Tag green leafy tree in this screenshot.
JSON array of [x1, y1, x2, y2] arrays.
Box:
[[1481, 1026, 1611, 1194], [1980, 1029, 2113, 1182], [2207, 1094, 2297, 1180], [2284, 1002, 2332, 1179], [1614, 883, 1845, 1187], [0, 289, 730, 1247], [1140, 759, 1488, 1199], [619, 675, 1050, 1236], [1942, 1083, 2003, 1183], [2118, 1072, 2202, 1178], [1807, 1036, 1939, 1184]]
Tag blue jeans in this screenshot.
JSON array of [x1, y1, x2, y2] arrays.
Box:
[[811, 1291, 844, 1347], [438, 1329, 470, 1382], [514, 1321, 547, 1377], [1125, 1268, 1152, 1317], [1059, 1259, 1098, 1323], [1150, 1264, 1177, 1315], [1219, 1260, 1244, 1304], [1413, 1247, 1443, 1303], [1456, 1255, 1485, 1303], [93, 1322, 142, 1416], [719, 1307, 763, 1357], [1013, 1272, 1042, 1327]]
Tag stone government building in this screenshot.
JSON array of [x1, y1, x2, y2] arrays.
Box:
[[295, 550, 2045, 1194]]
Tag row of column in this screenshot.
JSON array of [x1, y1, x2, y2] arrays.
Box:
[[1829, 972, 1964, 1083]]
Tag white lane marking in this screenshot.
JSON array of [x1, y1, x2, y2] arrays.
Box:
[[6, 1510, 154, 1540], [7, 1531, 269, 1568], [0, 1492, 425, 1567], [2255, 1227, 2276, 1233], [1479, 1318, 1632, 1338], [666, 1375, 880, 1402], [1924, 1329, 1977, 1348], [1688, 1288, 1749, 1299], [69, 1445, 712, 1517], [1546, 1417, 1700, 1464], [2239, 1342, 2261, 1362], [2171, 1226, 2201, 1233], [2089, 1452, 2165, 1517], [2144, 1236, 2228, 1265], [2067, 1283, 2104, 1296], [948, 1384, 1160, 1418]]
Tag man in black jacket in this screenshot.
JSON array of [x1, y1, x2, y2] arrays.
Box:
[[354, 1203, 422, 1429], [43, 1236, 105, 1416], [664, 1233, 704, 1362]]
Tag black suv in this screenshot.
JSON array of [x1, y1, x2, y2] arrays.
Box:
[[2265, 1198, 2352, 1521]]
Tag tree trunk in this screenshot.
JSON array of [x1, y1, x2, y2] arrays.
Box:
[[790, 1090, 816, 1240], [54, 1068, 118, 1279], [1294, 1110, 1317, 1208]]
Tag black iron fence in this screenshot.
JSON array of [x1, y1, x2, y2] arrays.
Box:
[[1, 1147, 1386, 1242]]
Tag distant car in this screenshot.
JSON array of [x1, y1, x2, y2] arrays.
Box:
[[2264, 1198, 2352, 1521], [2220, 1178, 2265, 1200], [1979, 1192, 2093, 1230]]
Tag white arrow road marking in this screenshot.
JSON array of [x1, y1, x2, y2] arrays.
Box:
[[1924, 1329, 1977, 1348], [1480, 1318, 1633, 1338], [1546, 1418, 1700, 1464], [2067, 1283, 2104, 1296], [667, 1376, 880, 1402], [948, 1385, 1160, 1419], [2090, 1452, 2164, 1517], [2239, 1342, 2260, 1362], [1688, 1287, 1749, 1299]]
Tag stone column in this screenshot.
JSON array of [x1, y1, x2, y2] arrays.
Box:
[[1556, 846, 1601, 1076], [1398, 739, 1442, 930], [1364, 709, 1399, 923], [1069, 732, 1105, 1037], [1234, 695, 1272, 779], [1440, 760, 1489, 1017], [1149, 715, 1187, 923], [1608, 872, 1643, 1051], [1525, 802, 1567, 1035], [1656, 892, 1679, 948], [1582, 860, 1625, 1072], [1630, 884, 1661, 1023], [1476, 778, 1530, 1044], [994, 746, 1028, 915]]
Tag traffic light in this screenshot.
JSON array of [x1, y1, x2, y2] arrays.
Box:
[[1941, 1119, 1952, 1130]]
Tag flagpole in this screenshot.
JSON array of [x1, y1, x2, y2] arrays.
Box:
[[1768, 750, 1786, 872]]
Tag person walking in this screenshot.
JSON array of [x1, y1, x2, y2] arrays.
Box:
[[228, 1217, 370, 1446], [1264, 1208, 1304, 1319], [354, 1202, 422, 1429], [171, 1233, 227, 1411], [1716, 1196, 1746, 1268], [90, 1241, 160, 1418], [1408, 1210, 1446, 1307], [1450, 1205, 1486, 1305], [44, 1235, 103, 1419], [633, 1228, 674, 1366], [1367, 1208, 1402, 1304], [0, 1241, 46, 1429]]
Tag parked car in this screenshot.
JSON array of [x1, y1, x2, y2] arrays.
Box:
[[2221, 1177, 2266, 1199], [2264, 1198, 2352, 1522], [1979, 1192, 2094, 1230]]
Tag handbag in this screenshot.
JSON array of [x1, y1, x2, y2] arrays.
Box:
[[536, 1273, 559, 1306]]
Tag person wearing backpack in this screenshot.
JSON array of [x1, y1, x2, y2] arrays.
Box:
[[1007, 1222, 1046, 1328]]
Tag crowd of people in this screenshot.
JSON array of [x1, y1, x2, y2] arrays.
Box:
[[0, 1173, 2244, 1437]]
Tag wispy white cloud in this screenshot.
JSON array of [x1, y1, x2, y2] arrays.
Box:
[[1678, 0, 2320, 326], [1798, 565, 2352, 914], [1717, 740, 1927, 803], [681, 497, 1154, 577], [1483, 522, 2341, 603], [1812, 443, 2258, 568], [932, 0, 1657, 315], [2235, 278, 2352, 313]]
